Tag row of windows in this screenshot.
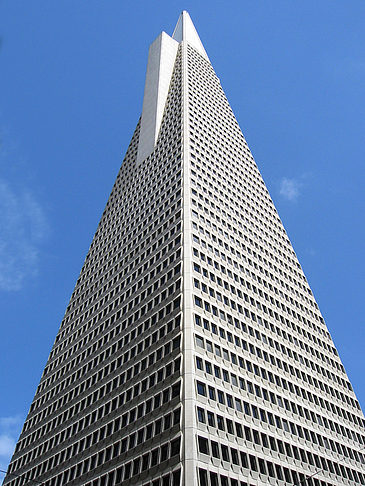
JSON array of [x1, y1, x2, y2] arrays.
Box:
[[191, 225, 329, 346], [54, 250, 181, 372], [119, 407, 181, 452], [197, 407, 364, 476], [197, 433, 364, 485], [190, 193, 324, 339], [46, 261, 181, 379], [198, 468, 252, 486], [192, 236, 338, 362], [99, 128, 180, 239], [56, 216, 181, 355], [198, 466, 331, 486], [189, 133, 328, 330], [70, 222, 181, 320], [193, 243, 333, 356], [59, 159, 181, 339], [188, 100, 295, 267], [18, 344, 181, 457], [190, 158, 295, 283], [114, 436, 181, 482], [70, 188, 181, 328], [29, 309, 181, 434], [191, 228, 318, 317], [193, 273, 344, 382], [196, 379, 363, 463], [11, 377, 181, 474], [52, 212, 181, 372], [188, 42, 363, 486], [42, 274, 180, 398], [23, 297, 181, 440], [194, 313, 363, 438], [83, 467, 181, 486], [193, 291, 361, 420], [194, 317, 363, 434], [191, 182, 308, 293], [77, 200, 180, 305], [7, 435, 181, 486], [195, 356, 364, 464]]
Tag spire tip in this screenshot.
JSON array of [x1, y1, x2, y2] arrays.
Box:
[[172, 11, 209, 60]]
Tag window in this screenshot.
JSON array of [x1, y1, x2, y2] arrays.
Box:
[[211, 441, 220, 458], [207, 411, 215, 427], [220, 476, 229, 486], [195, 296, 203, 307], [198, 469, 208, 486], [172, 470, 181, 486], [133, 458, 140, 476], [249, 455, 258, 471], [151, 449, 159, 466], [226, 394, 233, 408], [198, 436, 209, 454], [197, 408, 205, 423], [210, 472, 219, 486], [221, 444, 229, 461], [172, 382, 180, 398], [235, 398, 242, 412], [240, 451, 248, 468], [146, 424, 153, 440], [173, 408, 181, 425], [226, 419, 234, 434], [197, 382, 206, 396], [217, 390, 225, 404], [160, 443, 168, 462], [231, 448, 239, 465], [150, 419, 161, 439], [164, 414, 171, 430], [217, 415, 225, 431], [171, 437, 180, 456], [124, 463, 131, 480], [196, 336, 204, 349]]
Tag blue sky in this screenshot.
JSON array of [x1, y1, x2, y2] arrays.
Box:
[[1, 0, 364, 473]]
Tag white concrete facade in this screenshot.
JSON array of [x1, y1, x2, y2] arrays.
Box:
[[137, 32, 179, 165], [4, 11, 365, 486]]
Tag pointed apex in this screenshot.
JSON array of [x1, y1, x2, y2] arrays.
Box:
[[172, 10, 209, 61]]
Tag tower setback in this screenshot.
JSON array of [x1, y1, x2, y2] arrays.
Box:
[[4, 11, 365, 486]]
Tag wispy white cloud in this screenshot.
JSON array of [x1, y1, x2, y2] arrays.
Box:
[[0, 434, 16, 459], [0, 415, 23, 468], [0, 179, 48, 291], [279, 177, 301, 202], [0, 417, 22, 429], [329, 57, 365, 79], [0, 125, 49, 291]]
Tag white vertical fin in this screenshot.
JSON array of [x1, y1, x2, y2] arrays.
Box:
[[172, 10, 209, 61], [137, 11, 208, 165], [136, 32, 179, 165]]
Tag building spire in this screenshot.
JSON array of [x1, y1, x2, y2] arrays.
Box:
[[137, 11, 209, 165], [172, 10, 209, 61]]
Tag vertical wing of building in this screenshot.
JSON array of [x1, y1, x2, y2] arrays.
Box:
[[182, 13, 365, 486], [4, 11, 365, 486], [4, 24, 184, 486]]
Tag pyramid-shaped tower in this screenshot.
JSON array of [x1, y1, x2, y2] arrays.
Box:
[[4, 12, 365, 486]]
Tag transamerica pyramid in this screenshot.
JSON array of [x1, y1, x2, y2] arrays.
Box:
[[4, 11, 365, 486]]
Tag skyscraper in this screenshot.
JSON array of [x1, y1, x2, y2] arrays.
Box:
[[4, 9, 365, 486]]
